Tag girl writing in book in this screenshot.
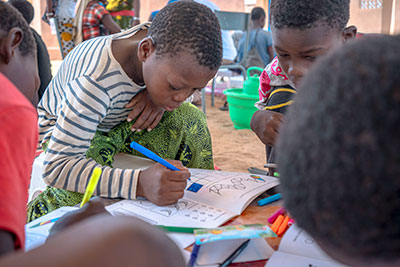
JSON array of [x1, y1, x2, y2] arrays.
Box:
[[28, 1, 222, 221]]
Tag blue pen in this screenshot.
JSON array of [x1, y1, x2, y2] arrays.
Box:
[[257, 193, 281, 206], [188, 243, 201, 267], [130, 141, 180, 171]]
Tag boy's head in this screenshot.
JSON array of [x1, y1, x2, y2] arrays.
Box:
[[277, 35, 400, 266], [8, 0, 34, 25], [270, 0, 356, 88], [138, 1, 222, 111], [251, 7, 266, 28], [0, 1, 39, 105]]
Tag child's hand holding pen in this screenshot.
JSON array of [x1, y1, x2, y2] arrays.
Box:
[[125, 90, 165, 132], [137, 159, 190, 206]]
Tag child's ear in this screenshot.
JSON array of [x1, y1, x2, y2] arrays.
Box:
[[137, 37, 155, 62], [342, 26, 357, 42], [0, 28, 23, 65]]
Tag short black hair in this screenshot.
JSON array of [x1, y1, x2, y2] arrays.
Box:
[[8, 0, 34, 24], [277, 35, 400, 262], [270, 0, 350, 31], [148, 1, 222, 71], [251, 7, 265, 21], [0, 1, 35, 56]]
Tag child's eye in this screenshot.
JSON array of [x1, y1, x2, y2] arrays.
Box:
[[278, 53, 289, 58], [304, 56, 316, 61], [170, 84, 179, 90]]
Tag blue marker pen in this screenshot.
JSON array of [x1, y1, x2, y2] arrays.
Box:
[[188, 243, 201, 267], [257, 193, 281, 206], [130, 141, 179, 171]]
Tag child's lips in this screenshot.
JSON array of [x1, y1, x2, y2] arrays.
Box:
[[165, 105, 178, 111]]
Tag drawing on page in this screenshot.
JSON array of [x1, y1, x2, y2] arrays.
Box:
[[182, 204, 225, 223], [133, 199, 192, 217], [304, 238, 315, 245], [187, 182, 203, 192], [209, 177, 265, 195], [293, 229, 316, 245]]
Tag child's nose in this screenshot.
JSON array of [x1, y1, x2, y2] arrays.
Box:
[[288, 59, 307, 78], [173, 89, 192, 103]]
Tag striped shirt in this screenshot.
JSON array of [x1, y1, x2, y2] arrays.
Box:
[[37, 24, 149, 199]]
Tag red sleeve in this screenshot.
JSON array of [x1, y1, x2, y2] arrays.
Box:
[[0, 106, 38, 250], [259, 68, 272, 101], [95, 4, 109, 20]]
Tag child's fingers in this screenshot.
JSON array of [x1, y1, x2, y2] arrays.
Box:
[[166, 169, 190, 181], [164, 159, 188, 171], [168, 180, 187, 192], [131, 107, 153, 130], [125, 97, 138, 108], [125, 90, 145, 108], [136, 109, 159, 131], [166, 191, 185, 202], [147, 110, 165, 131], [127, 102, 146, 124]]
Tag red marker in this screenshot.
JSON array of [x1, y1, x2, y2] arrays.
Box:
[[268, 207, 285, 224]]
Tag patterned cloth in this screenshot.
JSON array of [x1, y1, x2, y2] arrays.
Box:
[[256, 56, 296, 110], [106, 0, 134, 29], [57, 17, 75, 57], [52, 0, 77, 57], [27, 103, 214, 222], [82, 1, 109, 40]]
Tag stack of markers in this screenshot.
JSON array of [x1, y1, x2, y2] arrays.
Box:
[[267, 207, 294, 236]]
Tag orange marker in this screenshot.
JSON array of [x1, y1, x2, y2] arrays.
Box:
[[271, 214, 284, 234], [277, 216, 290, 236]]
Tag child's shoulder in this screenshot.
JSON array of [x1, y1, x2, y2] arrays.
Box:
[[0, 74, 36, 114]]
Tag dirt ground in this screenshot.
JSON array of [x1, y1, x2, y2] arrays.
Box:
[[201, 94, 266, 173]]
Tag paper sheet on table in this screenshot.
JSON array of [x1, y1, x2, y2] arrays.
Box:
[[25, 205, 194, 251], [25, 206, 78, 251], [265, 224, 347, 267], [167, 233, 195, 250], [113, 153, 155, 170], [266, 251, 345, 267], [195, 238, 273, 266]]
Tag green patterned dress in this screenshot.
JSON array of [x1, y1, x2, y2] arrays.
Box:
[[27, 103, 213, 222]]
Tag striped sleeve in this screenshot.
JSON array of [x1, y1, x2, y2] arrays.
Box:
[[42, 76, 137, 199]]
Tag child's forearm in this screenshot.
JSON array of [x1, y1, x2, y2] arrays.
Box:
[[43, 153, 138, 199]]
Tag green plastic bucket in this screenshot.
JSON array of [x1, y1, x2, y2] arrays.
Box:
[[224, 88, 259, 130]]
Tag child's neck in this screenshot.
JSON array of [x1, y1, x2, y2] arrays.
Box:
[[112, 33, 146, 86], [127, 45, 145, 86]]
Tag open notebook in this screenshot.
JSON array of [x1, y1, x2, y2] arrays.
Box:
[[266, 225, 347, 267], [107, 154, 279, 228]]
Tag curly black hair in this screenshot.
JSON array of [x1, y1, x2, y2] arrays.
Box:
[[270, 0, 350, 31], [8, 0, 34, 25], [0, 1, 35, 56], [251, 7, 265, 21], [148, 1, 222, 71], [277, 35, 400, 262]]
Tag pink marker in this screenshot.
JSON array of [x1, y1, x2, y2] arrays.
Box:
[[268, 207, 286, 224]]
